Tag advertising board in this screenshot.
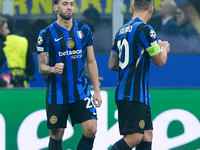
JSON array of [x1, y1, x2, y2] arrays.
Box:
[[0, 88, 199, 150]]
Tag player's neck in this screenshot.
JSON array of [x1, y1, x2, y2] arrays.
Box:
[[57, 17, 73, 31], [132, 11, 150, 24]]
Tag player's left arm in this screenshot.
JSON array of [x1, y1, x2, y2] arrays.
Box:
[[142, 26, 170, 67], [149, 40, 170, 67], [86, 45, 102, 107]]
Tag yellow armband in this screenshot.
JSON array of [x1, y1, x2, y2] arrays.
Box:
[[146, 43, 161, 56]]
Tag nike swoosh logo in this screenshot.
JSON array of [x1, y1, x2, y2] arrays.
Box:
[[55, 37, 63, 42]]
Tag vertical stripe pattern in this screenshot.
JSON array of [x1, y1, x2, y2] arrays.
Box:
[[111, 17, 157, 105], [37, 20, 93, 104]]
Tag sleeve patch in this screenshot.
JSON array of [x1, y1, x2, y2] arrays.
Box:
[[37, 46, 44, 52], [149, 29, 157, 39]]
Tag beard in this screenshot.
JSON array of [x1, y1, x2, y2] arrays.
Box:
[[59, 11, 73, 21]]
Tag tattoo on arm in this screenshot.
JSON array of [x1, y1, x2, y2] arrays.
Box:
[[109, 52, 119, 71], [38, 52, 54, 75]]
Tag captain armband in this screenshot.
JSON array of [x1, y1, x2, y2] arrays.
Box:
[[146, 42, 161, 56]]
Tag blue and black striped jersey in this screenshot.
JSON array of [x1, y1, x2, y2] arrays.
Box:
[[111, 17, 158, 105], [37, 20, 93, 104]]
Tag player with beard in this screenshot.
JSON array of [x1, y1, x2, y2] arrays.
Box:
[[37, 0, 102, 150]]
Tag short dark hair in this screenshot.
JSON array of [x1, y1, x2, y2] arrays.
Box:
[[0, 17, 8, 30], [134, 0, 153, 11], [54, 0, 59, 4]]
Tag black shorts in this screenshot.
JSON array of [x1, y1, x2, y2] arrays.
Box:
[[116, 100, 153, 135], [46, 96, 97, 129]]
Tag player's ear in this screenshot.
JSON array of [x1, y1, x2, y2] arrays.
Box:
[[54, 4, 58, 12], [131, 5, 134, 12], [149, 6, 154, 14]]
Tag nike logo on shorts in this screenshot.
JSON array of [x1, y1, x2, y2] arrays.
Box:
[[55, 37, 63, 42]]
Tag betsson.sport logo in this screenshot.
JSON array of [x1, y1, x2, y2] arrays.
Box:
[[59, 50, 82, 59]]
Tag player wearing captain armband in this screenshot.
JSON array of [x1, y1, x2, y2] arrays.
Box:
[[147, 39, 166, 56], [109, 0, 170, 150]]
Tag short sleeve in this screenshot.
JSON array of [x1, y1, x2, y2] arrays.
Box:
[[139, 25, 161, 56], [111, 33, 119, 54], [37, 29, 49, 54], [84, 25, 93, 46]]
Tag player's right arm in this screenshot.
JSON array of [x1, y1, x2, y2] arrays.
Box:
[[109, 51, 119, 71], [37, 30, 64, 75], [109, 36, 120, 71], [38, 52, 64, 75], [38, 52, 53, 75]]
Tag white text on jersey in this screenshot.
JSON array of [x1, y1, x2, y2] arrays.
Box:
[[119, 26, 132, 35]]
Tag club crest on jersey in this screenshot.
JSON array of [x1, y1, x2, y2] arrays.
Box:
[[77, 31, 83, 39], [50, 115, 57, 124], [67, 40, 75, 49]]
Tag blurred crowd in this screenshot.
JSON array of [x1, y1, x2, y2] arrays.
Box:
[[1, 0, 200, 88], [0, 14, 35, 88], [149, 0, 200, 54]]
